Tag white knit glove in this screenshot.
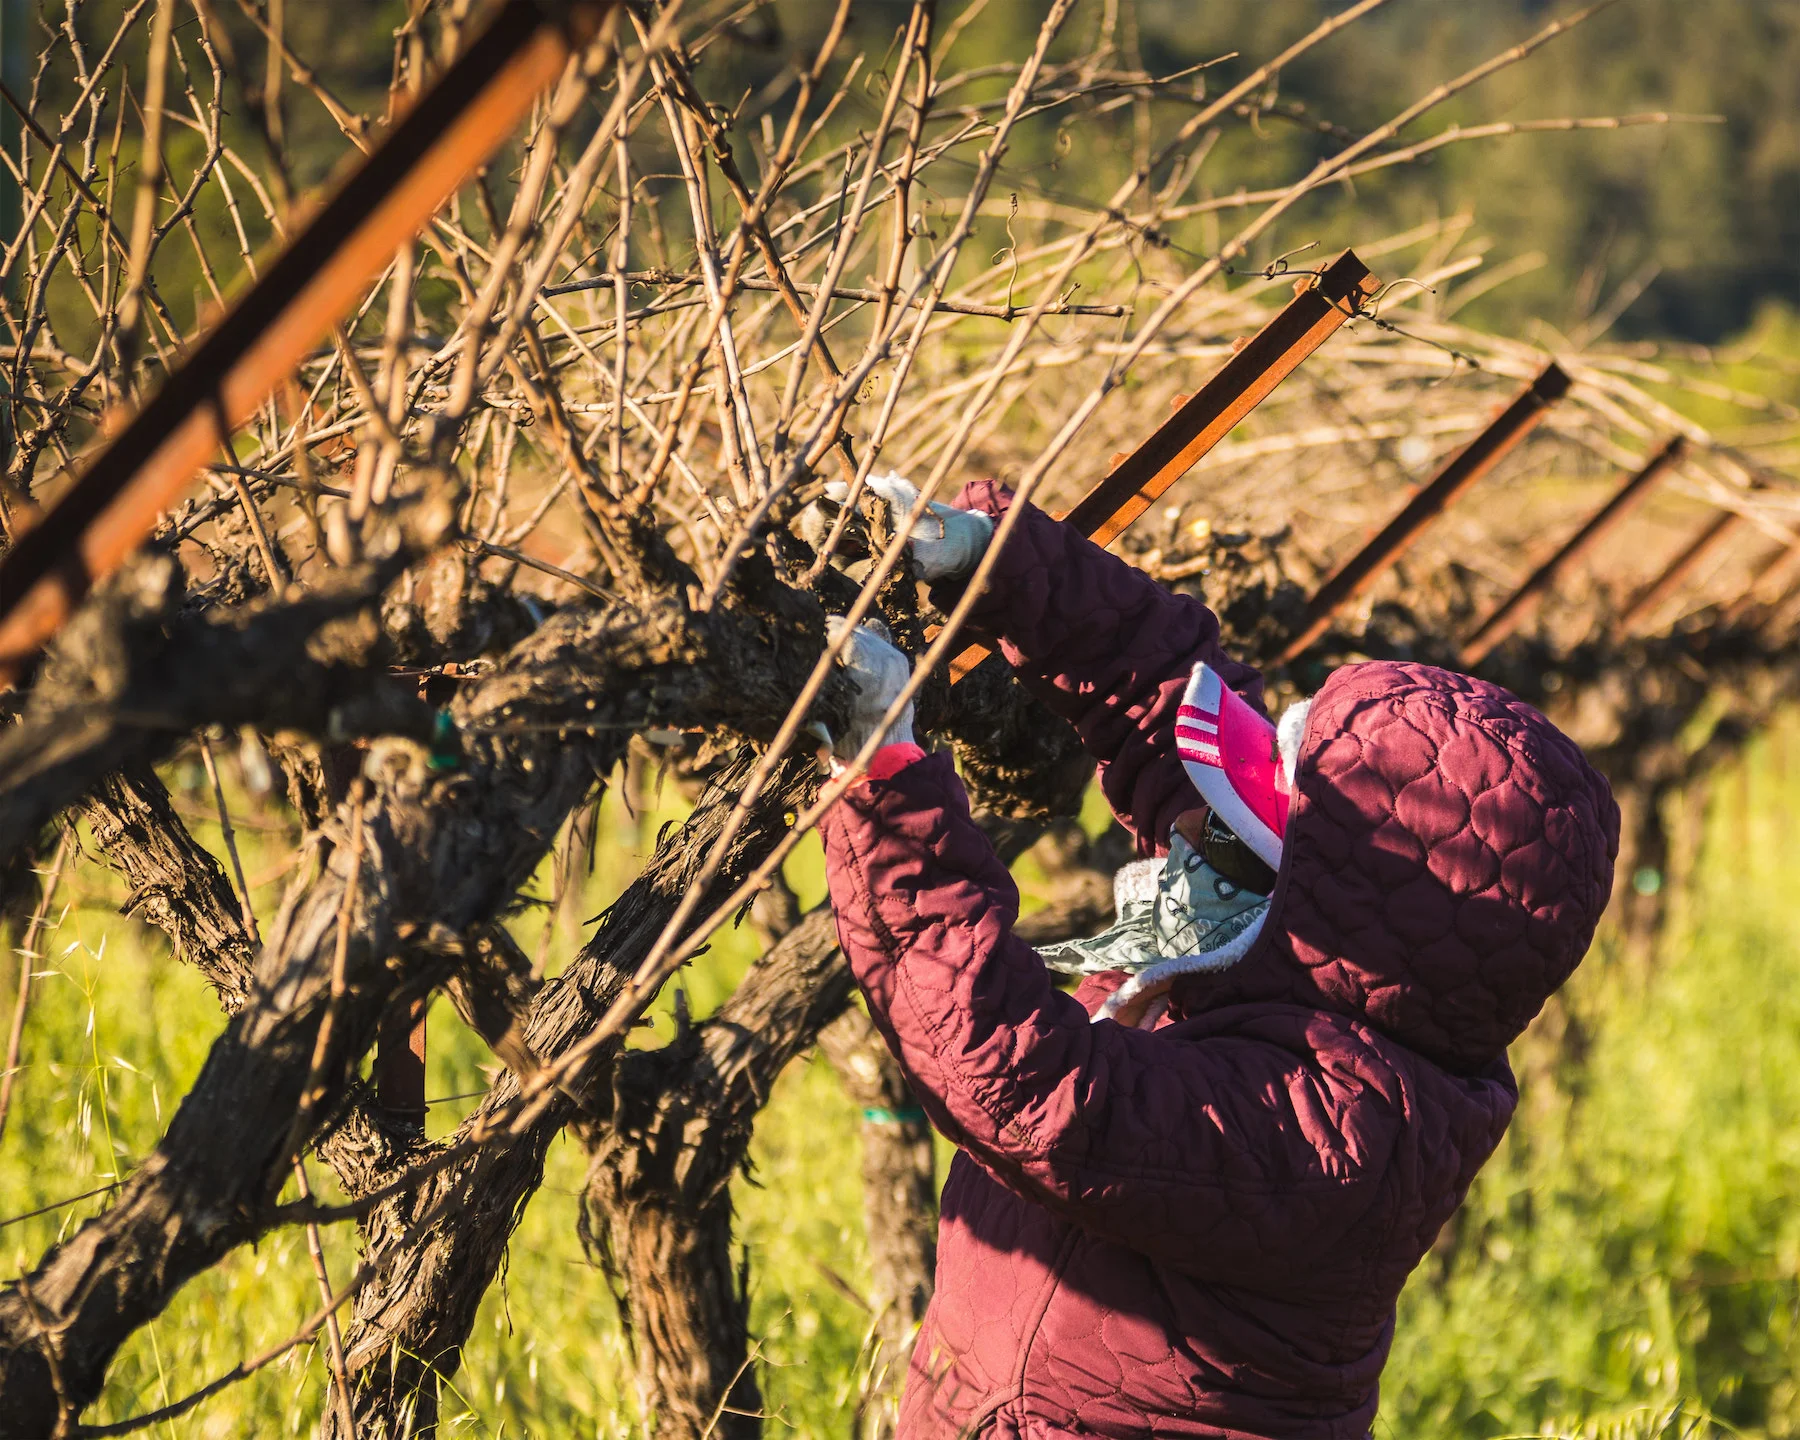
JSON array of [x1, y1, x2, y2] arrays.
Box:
[[824, 616, 916, 761], [823, 472, 993, 583]]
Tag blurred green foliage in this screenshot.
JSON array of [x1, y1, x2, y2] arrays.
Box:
[[1137, 0, 1800, 342], [761, 0, 1800, 343], [1389, 720, 1800, 1438], [17, 0, 1800, 343], [18, 0, 1797, 349]]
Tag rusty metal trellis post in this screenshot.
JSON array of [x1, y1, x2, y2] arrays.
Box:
[[948, 248, 1379, 683], [377, 994, 431, 1128], [1618, 507, 1747, 635], [1720, 533, 1800, 626], [1460, 434, 1686, 667], [0, 0, 619, 678], [1278, 361, 1573, 665]]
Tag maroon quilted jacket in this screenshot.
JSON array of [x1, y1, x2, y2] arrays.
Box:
[[819, 482, 1619, 1439]]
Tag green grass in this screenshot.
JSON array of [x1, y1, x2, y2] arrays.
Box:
[[7, 725, 1800, 1436], [1386, 721, 1800, 1440]]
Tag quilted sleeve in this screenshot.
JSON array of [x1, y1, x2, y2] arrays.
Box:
[[820, 751, 1396, 1279], [934, 480, 1266, 853]]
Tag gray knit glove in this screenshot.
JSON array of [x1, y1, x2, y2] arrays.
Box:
[[823, 473, 993, 583], [824, 616, 916, 761]]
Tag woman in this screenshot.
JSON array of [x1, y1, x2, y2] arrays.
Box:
[[817, 476, 1619, 1438]]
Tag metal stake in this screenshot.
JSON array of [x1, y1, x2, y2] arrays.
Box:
[[0, 0, 619, 677], [1461, 434, 1685, 666], [1618, 508, 1746, 635], [1720, 533, 1800, 627], [949, 249, 1379, 683], [376, 994, 429, 1129], [1279, 361, 1572, 665]]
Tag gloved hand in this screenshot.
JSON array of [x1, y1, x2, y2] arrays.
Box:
[[823, 472, 993, 583], [824, 615, 916, 761]]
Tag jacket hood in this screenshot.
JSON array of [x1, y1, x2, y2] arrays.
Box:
[[1170, 661, 1620, 1074]]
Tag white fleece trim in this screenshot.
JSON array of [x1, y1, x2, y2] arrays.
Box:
[[1277, 698, 1314, 788], [1093, 908, 1270, 1024], [1112, 858, 1163, 909]]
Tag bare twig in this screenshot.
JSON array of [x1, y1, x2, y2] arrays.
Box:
[[0, 832, 73, 1149]]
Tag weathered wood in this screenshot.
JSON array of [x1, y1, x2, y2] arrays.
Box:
[[83, 764, 260, 1012], [817, 1005, 938, 1440], [0, 583, 851, 1437], [581, 897, 851, 1440], [321, 751, 818, 1439], [0, 554, 434, 868]]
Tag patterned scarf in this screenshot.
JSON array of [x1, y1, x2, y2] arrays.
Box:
[[1039, 832, 1271, 977]]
